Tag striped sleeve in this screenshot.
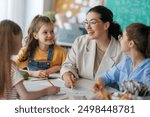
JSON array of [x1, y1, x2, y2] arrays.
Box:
[[11, 63, 24, 86]]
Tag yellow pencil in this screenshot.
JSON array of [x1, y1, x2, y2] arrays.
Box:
[[47, 77, 55, 86], [97, 79, 109, 100]]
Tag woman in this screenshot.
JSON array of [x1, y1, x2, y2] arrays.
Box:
[[60, 5, 124, 88]]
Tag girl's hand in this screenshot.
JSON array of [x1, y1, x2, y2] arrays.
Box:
[[28, 70, 43, 77], [93, 79, 109, 100], [46, 86, 60, 95], [93, 79, 104, 93], [29, 70, 49, 78], [93, 83, 100, 93], [39, 70, 49, 78], [62, 72, 77, 88]]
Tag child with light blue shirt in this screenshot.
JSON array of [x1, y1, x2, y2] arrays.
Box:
[[94, 23, 150, 93]]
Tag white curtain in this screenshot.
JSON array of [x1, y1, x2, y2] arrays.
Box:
[[0, 0, 25, 31], [0, 0, 45, 46], [0, 0, 8, 20]]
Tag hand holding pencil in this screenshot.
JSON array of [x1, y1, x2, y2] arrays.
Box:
[[93, 79, 110, 100], [46, 85, 60, 95], [46, 77, 60, 95], [63, 72, 77, 89], [46, 77, 55, 86]]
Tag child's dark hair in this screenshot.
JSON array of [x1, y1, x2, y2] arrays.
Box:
[[126, 23, 150, 58], [88, 5, 122, 40], [20, 15, 53, 62]]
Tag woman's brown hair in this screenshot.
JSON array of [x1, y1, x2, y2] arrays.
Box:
[[88, 5, 122, 40]]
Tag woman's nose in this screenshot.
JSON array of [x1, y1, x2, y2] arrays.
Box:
[[86, 23, 92, 30]]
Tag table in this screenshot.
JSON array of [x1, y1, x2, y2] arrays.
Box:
[[25, 76, 150, 100], [23, 77, 119, 100], [23, 77, 95, 100]]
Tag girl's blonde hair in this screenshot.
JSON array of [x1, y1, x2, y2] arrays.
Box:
[[20, 15, 54, 62]]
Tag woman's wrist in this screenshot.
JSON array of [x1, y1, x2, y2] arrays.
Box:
[[62, 71, 73, 80]]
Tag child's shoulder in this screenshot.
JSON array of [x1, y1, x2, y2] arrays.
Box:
[[17, 45, 27, 54], [54, 44, 65, 50], [19, 46, 28, 53], [145, 58, 150, 66]]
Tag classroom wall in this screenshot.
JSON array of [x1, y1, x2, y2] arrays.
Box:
[[24, 0, 44, 37], [43, 0, 55, 12], [105, 0, 150, 30], [0, 0, 25, 34]]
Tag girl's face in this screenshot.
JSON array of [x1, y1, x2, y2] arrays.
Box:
[[119, 30, 131, 53], [85, 11, 109, 40], [34, 23, 55, 47]]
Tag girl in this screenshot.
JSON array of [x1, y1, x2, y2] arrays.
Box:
[[93, 23, 150, 94], [0, 20, 60, 99], [15, 15, 66, 78], [61, 5, 124, 88]]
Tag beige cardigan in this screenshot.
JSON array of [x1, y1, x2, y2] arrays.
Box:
[[60, 35, 124, 80]]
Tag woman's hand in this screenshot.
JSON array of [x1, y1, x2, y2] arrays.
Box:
[[62, 72, 77, 88]]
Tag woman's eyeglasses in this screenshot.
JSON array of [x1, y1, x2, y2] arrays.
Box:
[[82, 19, 101, 27]]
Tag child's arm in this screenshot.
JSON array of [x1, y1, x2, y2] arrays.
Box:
[[15, 47, 27, 65], [28, 70, 43, 77], [39, 65, 61, 77], [15, 80, 60, 100], [46, 65, 61, 74], [21, 65, 61, 78]]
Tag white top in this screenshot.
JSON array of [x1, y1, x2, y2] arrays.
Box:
[[2, 63, 23, 100], [60, 34, 124, 80]]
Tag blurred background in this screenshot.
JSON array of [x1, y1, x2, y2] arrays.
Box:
[[0, 0, 150, 47]]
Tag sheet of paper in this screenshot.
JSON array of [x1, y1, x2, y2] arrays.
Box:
[[24, 78, 119, 100], [49, 73, 60, 79]]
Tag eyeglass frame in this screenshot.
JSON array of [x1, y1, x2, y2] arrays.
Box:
[[82, 18, 103, 27]]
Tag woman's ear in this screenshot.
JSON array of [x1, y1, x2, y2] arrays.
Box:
[[104, 22, 110, 30]]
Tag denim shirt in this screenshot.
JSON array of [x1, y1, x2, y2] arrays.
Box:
[[98, 56, 150, 90]]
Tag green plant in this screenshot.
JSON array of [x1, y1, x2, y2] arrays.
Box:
[[44, 11, 56, 23]]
